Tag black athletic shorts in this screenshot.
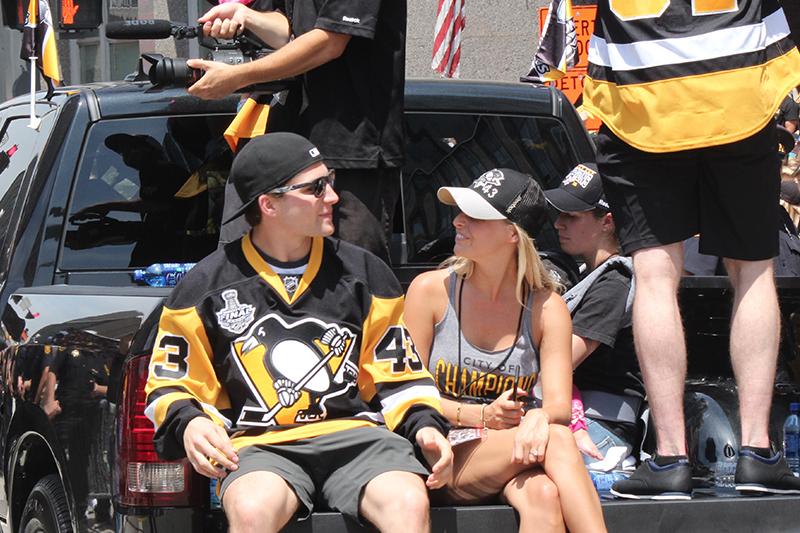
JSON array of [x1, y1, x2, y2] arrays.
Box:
[[595, 123, 781, 261]]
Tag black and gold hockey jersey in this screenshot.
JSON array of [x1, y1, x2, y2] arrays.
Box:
[[583, 0, 800, 152], [145, 234, 445, 459]]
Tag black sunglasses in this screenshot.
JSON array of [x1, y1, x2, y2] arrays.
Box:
[[268, 170, 336, 198]]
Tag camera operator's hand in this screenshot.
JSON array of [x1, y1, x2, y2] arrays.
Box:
[[199, 3, 248, 39], [187, 59, 241, 100]]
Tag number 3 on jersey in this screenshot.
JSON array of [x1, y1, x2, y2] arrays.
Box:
[[609, 0, 738, 20], [374, 326, 424, 374], [152, 334, 189, 380]]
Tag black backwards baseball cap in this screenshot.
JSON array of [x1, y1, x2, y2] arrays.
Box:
[[223, 132, 324, 224], [437, 168, 548, 238], [544, 162, 610, 213]]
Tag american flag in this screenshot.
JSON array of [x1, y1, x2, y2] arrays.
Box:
[[431, 0, 465, 78]]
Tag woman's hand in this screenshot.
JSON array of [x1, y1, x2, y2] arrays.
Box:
[[512, 408, 550, 464], [483, 388, 526, 429], [574, 428, 604, 460]]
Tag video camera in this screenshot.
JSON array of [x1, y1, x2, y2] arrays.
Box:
[[105, 19, 292, 92]]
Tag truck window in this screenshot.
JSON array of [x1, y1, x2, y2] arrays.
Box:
[[402, 112, 577, 264], [0, 112, 55, 283], [61, 115, 233, 270]]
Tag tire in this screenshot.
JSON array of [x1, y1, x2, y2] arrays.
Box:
[[18, 475, 72, 533]]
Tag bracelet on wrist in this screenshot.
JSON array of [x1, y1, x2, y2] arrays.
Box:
[[456, 403, 462, 427], [480, 403, 487, 429]]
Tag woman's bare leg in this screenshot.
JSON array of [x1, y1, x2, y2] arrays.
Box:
[[502, 470, 565, 533], [541, 424, 606, 533]]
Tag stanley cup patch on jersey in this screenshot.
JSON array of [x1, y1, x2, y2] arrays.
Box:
[[230, 314, 359, 427], [216, 289, 256, 334]]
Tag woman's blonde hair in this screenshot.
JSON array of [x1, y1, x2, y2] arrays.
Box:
[[440, 223, 562, 305]]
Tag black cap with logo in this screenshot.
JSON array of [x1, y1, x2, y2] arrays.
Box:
[[437, 168, 548, 238], [223, 132, 324, 224], [544, 162, 609, 213]]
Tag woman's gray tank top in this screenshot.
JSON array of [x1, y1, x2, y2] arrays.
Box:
[[427, 272, 540, 403]]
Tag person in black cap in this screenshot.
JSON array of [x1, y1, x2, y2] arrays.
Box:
[[404, 168, 607, 533], [545, 163, 643, 470], [145, 132, 453, 533]]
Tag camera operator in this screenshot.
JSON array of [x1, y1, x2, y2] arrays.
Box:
[[188, 0, 406, 264]]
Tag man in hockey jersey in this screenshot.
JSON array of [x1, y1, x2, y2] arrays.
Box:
[[145, 132, 452, 533], [582, 1, 800, 499]]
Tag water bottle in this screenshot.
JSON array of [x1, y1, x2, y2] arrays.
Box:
[[209, 478, 221, 510], [589, 470, 629, 492], [713, 459, 736, 489], [132, 263, 196, 287], [783, 402, 800, 475]]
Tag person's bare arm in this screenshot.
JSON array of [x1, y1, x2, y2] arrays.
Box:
[[511, 291, 573, 464], [571, 335, 600, 369], [537, 291, 573, 425], [188, 27, 350, 99]]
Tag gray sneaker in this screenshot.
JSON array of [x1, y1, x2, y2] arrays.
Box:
[[735, 449, 800, 495]]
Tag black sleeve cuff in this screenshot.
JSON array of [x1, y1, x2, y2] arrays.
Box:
[[153, 407, 210, 461], [395, 405, 450, 442]]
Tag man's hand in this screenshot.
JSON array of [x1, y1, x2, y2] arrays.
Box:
[[199, 3, 249, 39], [183, 417, 239, 478], [186, 60, 242, 100], [415, 427, 453, 489]]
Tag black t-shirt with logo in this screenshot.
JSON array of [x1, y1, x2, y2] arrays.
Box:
[[272, 0, 406, 169], [572, 267, 644, 398]]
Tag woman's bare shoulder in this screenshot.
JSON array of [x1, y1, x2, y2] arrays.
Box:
[[407, 268, 451, 296], [406, 269, 451, 313], [532, 287, 567, 311]]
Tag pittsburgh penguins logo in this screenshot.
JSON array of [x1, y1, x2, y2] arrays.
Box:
[[231, 314, 358, 427]]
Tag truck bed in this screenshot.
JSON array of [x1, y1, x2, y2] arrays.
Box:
[[281, 493, 800, 533]]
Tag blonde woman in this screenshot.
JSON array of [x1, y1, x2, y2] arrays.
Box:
[[405, 169, 606, 533]]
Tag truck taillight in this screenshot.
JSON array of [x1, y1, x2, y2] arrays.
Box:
[[116, 354, 205, 507]]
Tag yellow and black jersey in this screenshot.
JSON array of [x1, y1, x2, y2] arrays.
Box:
[[145, 234, 445, 460], [583, 0, 800, 152]]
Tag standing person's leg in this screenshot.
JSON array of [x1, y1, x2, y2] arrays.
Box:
[[631, 243, 688, 456], [595, 126, 697, 499], [698, 122, 800, 493], [724, 258, 779, 449], [333, 167, 401, 264]]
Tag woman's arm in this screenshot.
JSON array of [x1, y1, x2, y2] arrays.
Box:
[[511, 290, 573, 464], [403, 270, 448, 366], [537, 291, 573, 425]]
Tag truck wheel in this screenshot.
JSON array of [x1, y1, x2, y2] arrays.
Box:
[[18, 475, 72, 533]]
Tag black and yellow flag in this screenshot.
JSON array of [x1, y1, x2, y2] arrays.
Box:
[[521, 0, 576, 83], [224, 94, 272, 153], [20, 0, 62, 98]]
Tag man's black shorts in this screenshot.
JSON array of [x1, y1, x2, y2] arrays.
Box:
[[595, 123, 781, 261]]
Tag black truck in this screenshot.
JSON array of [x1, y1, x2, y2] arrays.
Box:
[[0, 79, 798, 533]]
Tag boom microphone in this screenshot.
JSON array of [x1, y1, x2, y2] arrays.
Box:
[[106, 20, 197, 40]]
